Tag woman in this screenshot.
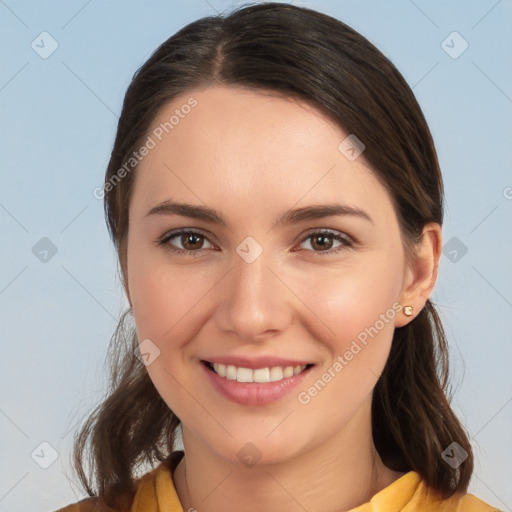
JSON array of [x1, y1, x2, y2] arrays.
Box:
[[56, 2, 499, 511]]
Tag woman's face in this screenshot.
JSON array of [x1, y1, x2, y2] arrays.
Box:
[[126, 85, 415, 465]]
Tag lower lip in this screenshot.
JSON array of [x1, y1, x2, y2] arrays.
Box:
[[201, 362, 313, 406]]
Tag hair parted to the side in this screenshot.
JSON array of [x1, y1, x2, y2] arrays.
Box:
[[71, 2, 473, 509]]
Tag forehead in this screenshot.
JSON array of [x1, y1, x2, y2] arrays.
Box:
[[130, 85, 396, 226]]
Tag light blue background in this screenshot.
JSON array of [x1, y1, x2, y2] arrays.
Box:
[[0, 1, 511, 510]]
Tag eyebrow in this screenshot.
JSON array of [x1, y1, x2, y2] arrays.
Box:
[[145, 200, 373, 228]]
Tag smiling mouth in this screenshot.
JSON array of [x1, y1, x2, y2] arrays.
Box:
[[201, 360, 314, 383]]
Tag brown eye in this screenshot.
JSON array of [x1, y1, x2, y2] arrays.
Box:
[[180, 232, 204, 250], [159, 229, 214, 255], [298, 230, 353, 255], [310, 233, 334, 251]]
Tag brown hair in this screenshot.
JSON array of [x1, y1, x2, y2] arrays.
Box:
[[72, 2, 473, 509]]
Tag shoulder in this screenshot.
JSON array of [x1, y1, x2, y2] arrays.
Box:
[[53, 458, 174, 512], [416, 487, 501, 512], [453, 493, 502, 511], [403, 476, 501, 512], [54, 490, 134, 512], [54, 497, 106, 511]]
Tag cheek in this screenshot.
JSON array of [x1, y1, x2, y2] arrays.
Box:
[[293, 275, 398, 437], [129, 252, 211, 343], [298, 254, 403, 353], [127, 252, 211, 416], [292, 252, 402, 413]]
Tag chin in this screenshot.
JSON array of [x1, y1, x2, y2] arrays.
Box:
[[197, 427, 310, 469]]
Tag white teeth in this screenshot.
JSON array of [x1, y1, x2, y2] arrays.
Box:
[[210, 362, 308, 383], [237, 367, 253, 383], [269, 366, 284, 381], [283, 366, 294, 378], [213, 362, 226, 377], [253, 368, 270, 383], [226, 365, 237, 380]]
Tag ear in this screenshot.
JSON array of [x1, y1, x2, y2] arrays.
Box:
[[394, 222, 442, 327]]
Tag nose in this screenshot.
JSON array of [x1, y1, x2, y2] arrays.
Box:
[[214, 249, 293, 342]]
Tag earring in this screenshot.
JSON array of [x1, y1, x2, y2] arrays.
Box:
[[403, 305, 413, 317]]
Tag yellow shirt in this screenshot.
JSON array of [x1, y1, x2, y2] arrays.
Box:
[[56, 452, 500, 512]]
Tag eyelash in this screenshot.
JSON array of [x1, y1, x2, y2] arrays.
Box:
[[157, 229, 355, 257]]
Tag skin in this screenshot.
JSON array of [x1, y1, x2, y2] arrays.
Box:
[[125, 85, 442, 512]]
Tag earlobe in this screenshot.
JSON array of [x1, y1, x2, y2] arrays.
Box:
[[402, 305, 414, 317], [395, 222, 442, 327]]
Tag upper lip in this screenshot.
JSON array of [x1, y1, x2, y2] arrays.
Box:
[[201, 356, 313, 369]]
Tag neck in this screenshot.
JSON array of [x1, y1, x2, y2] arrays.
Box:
[[173, 404, 402, 512]]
